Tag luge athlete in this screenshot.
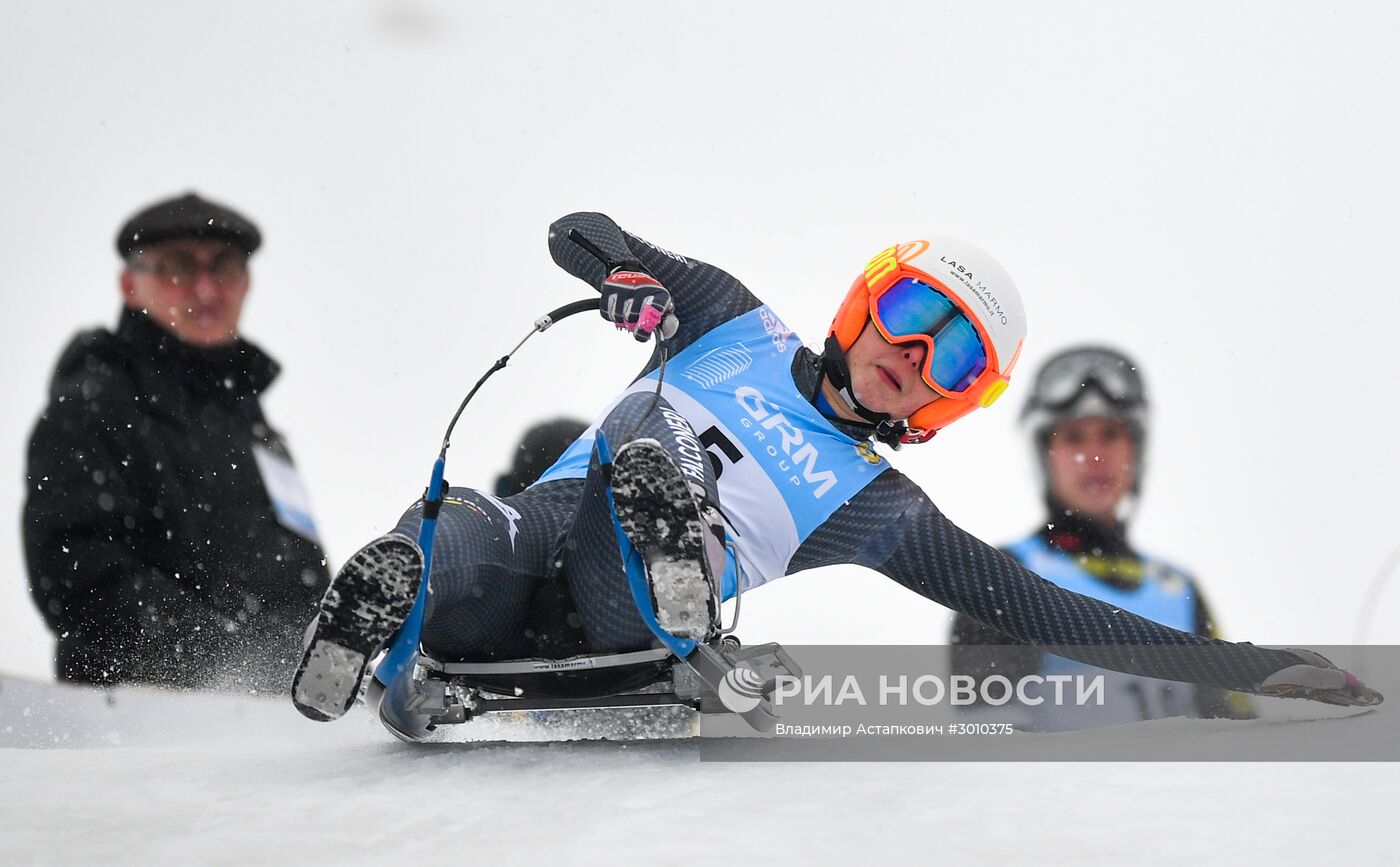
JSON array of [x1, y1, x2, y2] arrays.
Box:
[[293, 212, 1381, 727]]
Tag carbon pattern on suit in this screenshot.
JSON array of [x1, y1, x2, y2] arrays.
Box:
[[393, 482, 581, 661], [398, 391, 717, 660]]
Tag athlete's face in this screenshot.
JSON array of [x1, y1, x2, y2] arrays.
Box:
[[841, 322, 941, 420], [1045, 416, 1137, 523]]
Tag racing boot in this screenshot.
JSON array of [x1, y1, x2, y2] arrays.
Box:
[[610, 437, 724, 641], [292, 534, 423, 721]]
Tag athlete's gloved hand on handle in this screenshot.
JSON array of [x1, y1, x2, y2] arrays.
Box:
[[601, 269, 678, 342], [1259, 648, 1384, 707]]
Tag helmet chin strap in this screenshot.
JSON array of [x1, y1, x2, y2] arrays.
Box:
[[821, 337, 908, 448]]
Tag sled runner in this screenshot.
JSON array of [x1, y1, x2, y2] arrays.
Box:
[[375, 638, 801, 742]]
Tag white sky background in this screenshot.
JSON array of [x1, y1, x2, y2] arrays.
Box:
[[2, 0, 1398, 680]]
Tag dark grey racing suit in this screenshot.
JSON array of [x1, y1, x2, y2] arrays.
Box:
[[395, 212, 1302, 694]]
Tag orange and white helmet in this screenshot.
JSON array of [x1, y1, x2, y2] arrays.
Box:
[[827, 237, 1027, 443]]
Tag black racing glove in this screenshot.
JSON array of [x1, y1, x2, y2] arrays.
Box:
[[600, 269, 678, 342]]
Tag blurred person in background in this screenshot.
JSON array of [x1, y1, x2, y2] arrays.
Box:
[[951, 346, 1254, 729], [494, 418, 588, 497], [23, 192, 331, 691]]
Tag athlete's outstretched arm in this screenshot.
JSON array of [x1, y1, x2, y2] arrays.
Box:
[[547, 212, 761, 358], [814, 469, 1378, 703]]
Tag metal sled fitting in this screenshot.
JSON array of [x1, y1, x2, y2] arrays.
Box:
[[401, 638, 800, 736]]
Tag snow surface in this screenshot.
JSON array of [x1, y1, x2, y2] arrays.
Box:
[[2, 677, 1396, 866]]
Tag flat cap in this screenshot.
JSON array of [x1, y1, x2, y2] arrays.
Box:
[[116, 191, 261, 257]]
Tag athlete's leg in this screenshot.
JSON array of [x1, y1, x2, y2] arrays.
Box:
[[561, 392, 724, 652], [392, 481, 582, 662]]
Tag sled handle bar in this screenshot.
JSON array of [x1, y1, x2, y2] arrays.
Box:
[[438, 298, 599, 456]]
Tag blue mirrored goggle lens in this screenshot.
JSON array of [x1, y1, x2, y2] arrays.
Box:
[[876, 277, 956, 336], [874, 277, 987, 392], [929, 315, 986, 392]]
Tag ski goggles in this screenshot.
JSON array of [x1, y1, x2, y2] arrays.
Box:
[[1030, 349, 1145, 411], [869, 276, 989, 394]]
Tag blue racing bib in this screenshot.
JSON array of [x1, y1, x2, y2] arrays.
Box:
[[1003, 534, 1200, 729], [538, 306, 890, 592]]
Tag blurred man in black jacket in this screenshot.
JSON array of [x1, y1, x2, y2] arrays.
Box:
[[24, 192, 331, 691]]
